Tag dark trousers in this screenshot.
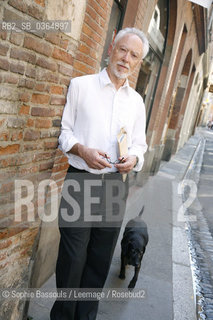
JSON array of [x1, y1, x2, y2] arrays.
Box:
[[50, 166, 129, 320]]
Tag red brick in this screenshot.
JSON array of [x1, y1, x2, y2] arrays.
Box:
[[4, 73, 19, 84], [10, 47, 36, 64], [16, 164, 39, 175], [79, 43, 97, 60], [31, 107, 55, 117], [31, 93, 50, 104], [0, 229, 9, 240], [39, 161, 54, 171], [8, 0, 28, 14], [34, 0, 45, 7], [60, 76, 71, 86], [50, 85, 64, 95], [59, 38, 69, 50], [23, 143, 40, 152], [34, 83, 47, 92], [45, 33, 60, 46], [8, 225, 29, 238], [0, 181, 14, 194], [44, 141, 58, 149], [24, 130, 40, 141], [0, 57, 9, 71], [0, 32, 7, 40], [11, 131, 23, 141], [28, 4, 44, 20], [52, 47, 73, 65], [19, 92, 31, 103], [71, 70, 84, 79], [18, 78, 35, 89], [51, 170, 67, 182], [26, 65, 36, 79], [73, 60, 94, 75], [27, 118, 34, 127], [36, 57, 57, 71], [7, 118, 25, 128], [50, 96, 66, 105], [0, 119, 5, 127], [82, 24, 102, 44], [19, 105, 30, 115], [95, 0, 108, 10], [0, 43, 9, 56], [36, 69, 59, 83], [52, 163, 68, 172], [84, 14, 104, 37], [81, 33, 99, 51], [34, 151, 55, 162], [24, 36, 52, 57], [87, 0, 107, 20], [0, 239, 12, 250], [35, 119, 52, 128], [58, 64, 73, 77], [10, 32, 24, 46], [10, 62, 25, 75], [54, 154, 67, 164], [0, 144, 20, 155], [75, 52, 97, 69], [0, 132, 9, 141], [0, 155, 27, 168]]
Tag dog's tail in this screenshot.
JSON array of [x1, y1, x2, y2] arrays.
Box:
[[138, 206, 145, 217]]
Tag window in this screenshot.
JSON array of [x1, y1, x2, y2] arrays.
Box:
[[100, 0, 127, 69], [136, 0, 169, 128]]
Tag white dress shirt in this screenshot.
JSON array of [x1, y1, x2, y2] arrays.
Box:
[[58, 68, 147, 174]]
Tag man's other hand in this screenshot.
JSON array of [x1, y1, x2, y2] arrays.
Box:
[[71, 143, 112, 170], [114, 155, 137, 173]]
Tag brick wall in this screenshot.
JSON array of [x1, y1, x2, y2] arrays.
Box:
[[0, 0, 113, 318], [73, 0, 113, 78]]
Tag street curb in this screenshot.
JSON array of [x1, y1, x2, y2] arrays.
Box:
[[177, 133, 207, 320], [183, 131, 213, 320]]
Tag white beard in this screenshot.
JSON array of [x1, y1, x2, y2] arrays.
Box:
[[109, 60, 131, 79]]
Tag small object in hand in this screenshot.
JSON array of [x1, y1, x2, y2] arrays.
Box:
[[119, 206, 149, 289], [104, 154, 124, 165]]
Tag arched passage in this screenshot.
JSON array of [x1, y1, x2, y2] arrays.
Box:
[[162, 47, 192, 160], [175, 64, 196, 150], [146, 0, 177, 142]]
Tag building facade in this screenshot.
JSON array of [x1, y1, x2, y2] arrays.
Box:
[[0, 0, 212, 318]]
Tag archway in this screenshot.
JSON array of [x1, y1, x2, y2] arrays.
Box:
[[162, 49, 193, 160]]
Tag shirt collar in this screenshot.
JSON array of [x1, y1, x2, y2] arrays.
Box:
[[99, 68, 130, 91]]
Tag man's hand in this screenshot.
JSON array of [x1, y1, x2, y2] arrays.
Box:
[[114, 155, 137, 174], [70, 143, 112, 170]]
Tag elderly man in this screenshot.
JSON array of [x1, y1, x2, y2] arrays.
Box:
[[50, 27, 149, 320]]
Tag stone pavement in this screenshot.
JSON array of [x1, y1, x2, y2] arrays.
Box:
[[28, 128, 208, 320]]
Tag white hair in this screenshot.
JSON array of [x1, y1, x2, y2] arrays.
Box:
[[113, 27, 149, 59]]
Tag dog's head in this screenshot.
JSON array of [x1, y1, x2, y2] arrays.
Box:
[[126, 240, 146, 267]]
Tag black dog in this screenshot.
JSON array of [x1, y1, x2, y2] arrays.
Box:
[[119, 206, 148, 289]]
